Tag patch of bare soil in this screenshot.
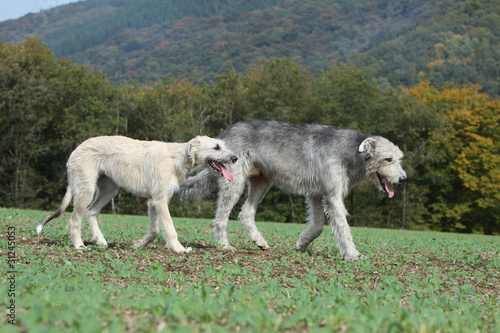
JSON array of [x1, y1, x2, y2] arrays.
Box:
[[11, 236, 500, 302], [15, 236, 297, 287]]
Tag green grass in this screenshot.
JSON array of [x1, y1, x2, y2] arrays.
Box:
[[1, 207, 499, 332]]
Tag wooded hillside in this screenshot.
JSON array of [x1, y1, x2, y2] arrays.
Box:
[[1, 0, 499, 96]]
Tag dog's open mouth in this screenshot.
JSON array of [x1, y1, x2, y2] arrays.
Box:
[[377, 172, 394, 198], [208, 160, 233, 182]]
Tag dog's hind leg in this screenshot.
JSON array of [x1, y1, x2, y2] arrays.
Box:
[[87, 176, 119, 246], [153, 200, 192, 253], [238, 175, 272, 250], [295, 197, 324, 252], [68, 181, 96, 249], [213, 176, 247, 250], [134, 202, 160, 247]]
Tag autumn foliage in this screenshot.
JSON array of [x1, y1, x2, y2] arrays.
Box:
[[405, 82, 499, 233]]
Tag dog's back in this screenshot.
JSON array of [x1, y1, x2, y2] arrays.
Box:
[[221, 120, 368, 194], [68, 136, 184, 198], [180, 120, 369, 199]]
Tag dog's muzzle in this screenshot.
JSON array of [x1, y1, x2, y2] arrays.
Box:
[[208, 158, 235, 182]]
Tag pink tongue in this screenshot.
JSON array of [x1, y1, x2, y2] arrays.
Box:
[[220, 166, 234, 182], [384, 178, 395, 198]]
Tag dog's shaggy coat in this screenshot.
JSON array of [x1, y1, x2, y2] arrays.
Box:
[[37, 135, 237, 252], [180, 120, 407, 261]]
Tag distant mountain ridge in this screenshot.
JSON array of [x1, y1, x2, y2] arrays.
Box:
[[1, 0, 498, 95], [0, 0, 286, 57]]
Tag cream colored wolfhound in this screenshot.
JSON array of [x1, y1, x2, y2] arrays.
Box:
[[37, 135, 237, 253]]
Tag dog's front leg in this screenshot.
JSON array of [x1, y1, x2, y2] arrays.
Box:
[[325, 196, 360, 262], [153, 200, 192, 253], [213, 176, 247, 251]]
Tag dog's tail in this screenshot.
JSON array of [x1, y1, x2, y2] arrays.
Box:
[[37, 185, 72, 234], [179, 170, 219, 201]]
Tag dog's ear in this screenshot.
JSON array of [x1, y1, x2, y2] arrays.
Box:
[[359, 137, 376, 155], [187, 136, 201, 166]]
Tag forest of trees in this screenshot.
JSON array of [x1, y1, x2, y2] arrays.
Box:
[[1, 38, 498, 234], [2, 0, 499, 97]]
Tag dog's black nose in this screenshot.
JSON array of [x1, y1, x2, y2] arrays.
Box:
[[399, 176, 408, 184], [231, 155, 238, 163]]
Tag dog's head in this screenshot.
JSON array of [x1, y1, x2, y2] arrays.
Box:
[[187, 136, 238, 182], [359, 136, 407, 198]]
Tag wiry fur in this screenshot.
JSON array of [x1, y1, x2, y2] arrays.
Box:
[[37, 135, 237, 252], [179, 120, 407, 261]]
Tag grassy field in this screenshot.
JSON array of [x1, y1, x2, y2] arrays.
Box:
[[1, 207, 499, 332]]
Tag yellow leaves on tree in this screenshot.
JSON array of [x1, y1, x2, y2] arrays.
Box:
[[410, 81, 499, 216], [448, 88, 500, 210]]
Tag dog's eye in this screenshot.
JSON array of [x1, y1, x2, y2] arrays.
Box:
[[385, 158, 393, 163], [214, 145, 221, 151]]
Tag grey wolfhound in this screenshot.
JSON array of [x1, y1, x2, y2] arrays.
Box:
[[37, 135, 237, 253], [180, 120, 407, 261]]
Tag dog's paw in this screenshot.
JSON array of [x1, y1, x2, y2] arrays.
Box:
[[255, 240, 270, 250], [342, 253, 360, 262], [294, 240, 308, 253], [258, 244, 270, 251], [169, 245, 191, 253], [222, 245, 236, 252], [96, 239, 108, 247]]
